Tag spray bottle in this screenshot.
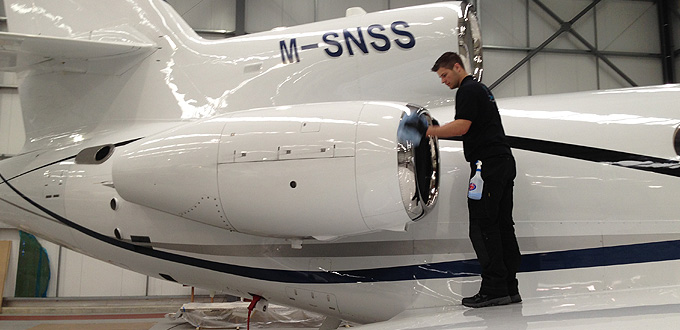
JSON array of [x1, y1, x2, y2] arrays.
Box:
[[468, 160, 483, 200]]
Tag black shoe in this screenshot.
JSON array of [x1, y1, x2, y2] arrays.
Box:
[[510, 293, 522, 304], [462, 293, 511, 308]]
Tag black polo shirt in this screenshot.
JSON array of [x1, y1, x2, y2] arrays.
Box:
[[454, 76, 512, 162]]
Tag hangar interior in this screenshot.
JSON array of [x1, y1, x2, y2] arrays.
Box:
[[0, 0, 678, 309]]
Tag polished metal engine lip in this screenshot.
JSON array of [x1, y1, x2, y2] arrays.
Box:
[[674, 124, 680, 157], [397, 105, 440, 221]]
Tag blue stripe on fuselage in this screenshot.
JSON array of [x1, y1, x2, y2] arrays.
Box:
[[2, 170, 680, 283]]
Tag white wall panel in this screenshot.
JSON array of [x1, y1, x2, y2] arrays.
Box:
[[166, 0, 236, 31], [58, 248, 146, 297], [147, 277, 213, 296], [530, 53, 598, 95], [57, 247, 83, 296], [147, 276, 191, 296], [0, 88, 24, 156], [597, 0, 659, 53], [479, 0, 528, 48], [483, 51, 530, 98], [120, 268, 147, 296], [316, 0, 388, 21], [245, 0, 315, 34], [528, 0, 595, 50], [389, 0, 441, 9], [598, 56, 662, 90]]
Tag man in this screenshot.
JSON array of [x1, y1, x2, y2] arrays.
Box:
[[426, 52, 521, 308]]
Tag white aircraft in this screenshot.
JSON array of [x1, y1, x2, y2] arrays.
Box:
[[0, 0, 679, 329]]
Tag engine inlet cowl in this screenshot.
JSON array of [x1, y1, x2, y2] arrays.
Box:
[[112, 101, 439, 240], [398, 104, 439, 221]]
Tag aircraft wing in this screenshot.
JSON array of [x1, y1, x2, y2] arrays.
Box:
[[352, 285, 680, 329], [0, 32, 155, 74]]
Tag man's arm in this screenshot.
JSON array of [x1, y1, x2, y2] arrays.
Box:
[[426, 119, 471, 138]]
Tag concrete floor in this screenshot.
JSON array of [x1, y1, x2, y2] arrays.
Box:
[[0, 313, 322, 329], [0, 296, 321, 330], [0, 314, 178, 330]]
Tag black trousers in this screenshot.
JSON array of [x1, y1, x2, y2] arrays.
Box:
[[467, 155, 521, 296]]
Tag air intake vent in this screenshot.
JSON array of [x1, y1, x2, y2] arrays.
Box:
[[159, 273, 177, 282], [75, 145, 115, 164]]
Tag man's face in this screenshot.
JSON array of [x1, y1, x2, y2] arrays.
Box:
[[436, 65, 461, 89]]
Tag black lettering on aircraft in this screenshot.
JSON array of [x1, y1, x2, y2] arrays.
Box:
[[367, 24, 390, 52], [280, 20, 416, 64], [279, 38, 300, 64], [322, 32, 342, 58], [391, 21, 415, 49], [343, 27, 368, 56]]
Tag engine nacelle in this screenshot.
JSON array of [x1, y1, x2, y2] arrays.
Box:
[[113, 102, 439, 240]]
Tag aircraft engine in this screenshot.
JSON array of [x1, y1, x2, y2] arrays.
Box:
[[112, 102, 439, 240]]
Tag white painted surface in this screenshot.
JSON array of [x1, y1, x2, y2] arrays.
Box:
[[0, 0, 676, 305]]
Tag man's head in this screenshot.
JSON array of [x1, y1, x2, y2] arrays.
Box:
[[431, 52, 468, 89]]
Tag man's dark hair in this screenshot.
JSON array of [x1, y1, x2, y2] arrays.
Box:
[[431, 52, 464, 72]]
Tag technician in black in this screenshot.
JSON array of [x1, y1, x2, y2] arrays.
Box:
[[426, 52, 521, 308]]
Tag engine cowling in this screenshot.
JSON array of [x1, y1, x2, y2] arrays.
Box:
[[112, 101, 439, 240]]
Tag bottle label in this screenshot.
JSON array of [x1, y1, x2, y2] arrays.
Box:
[[469, 183, 476, 191]]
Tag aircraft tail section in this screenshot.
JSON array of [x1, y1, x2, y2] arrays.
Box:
[[0, 0, 199, 152], [6, 1, 145, 38], [2, 0, 163, 73], [0, 32, 154, 75]]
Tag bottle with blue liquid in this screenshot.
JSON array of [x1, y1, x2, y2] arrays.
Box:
[[468, 160, 483, 200]]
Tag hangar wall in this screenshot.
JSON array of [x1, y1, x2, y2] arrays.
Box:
[[0, 0, 678, 298]]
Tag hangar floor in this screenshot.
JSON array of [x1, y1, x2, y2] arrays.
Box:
[[0, 314, 181, 330], [0, 296, 317, 330], [0, 317, 316, 330]]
